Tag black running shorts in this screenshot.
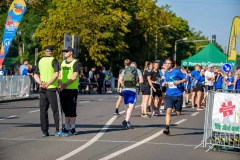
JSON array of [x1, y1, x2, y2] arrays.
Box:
[[60, 89, 78, 117]]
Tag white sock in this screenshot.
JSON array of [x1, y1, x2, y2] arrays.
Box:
[[71, 124, 75, 129], [65, 124, 70, 130]]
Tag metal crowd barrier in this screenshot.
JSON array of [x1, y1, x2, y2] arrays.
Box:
[[0, 75, 31, 101], [78, 77, 116, 94], [195, 90, 240, 152]]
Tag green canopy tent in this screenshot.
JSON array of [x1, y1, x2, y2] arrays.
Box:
[[181, 43, 236, 67]]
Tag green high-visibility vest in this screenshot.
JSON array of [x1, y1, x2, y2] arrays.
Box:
[[60, 59, 79, 89], [38, 57, 58, 89]]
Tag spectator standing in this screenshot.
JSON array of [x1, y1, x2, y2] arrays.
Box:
[[59, 47, 79, 135], [34, 46, 67, 137], [19, 59, 28, 75], [203, 64, 214, 103], [225, 72, 234, 90]]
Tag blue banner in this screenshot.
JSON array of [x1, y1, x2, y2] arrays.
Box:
[[0, 0, 26, 65]]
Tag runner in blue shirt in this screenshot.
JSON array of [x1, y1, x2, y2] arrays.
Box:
[[162, 57, 186, 135]]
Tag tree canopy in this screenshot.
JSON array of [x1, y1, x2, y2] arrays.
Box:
[[0, 0, 223, 70]]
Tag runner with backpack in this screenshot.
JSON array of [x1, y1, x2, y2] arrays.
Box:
[[114, 59, 131, 116], [118, 60, 143, 129]]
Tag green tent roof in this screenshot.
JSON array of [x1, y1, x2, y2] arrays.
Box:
[[181, 43, 236, 67]]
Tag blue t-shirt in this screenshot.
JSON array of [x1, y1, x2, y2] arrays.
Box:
[[191, 70, 200, 79], [214, 76, 223, 89], [226, 77, 234, 90], [22, 68, 29, 76], [190, 70, 200, 86], [236, 76, 240, 90], [196, 75, 205, 85], [165, 68, 186, 96]]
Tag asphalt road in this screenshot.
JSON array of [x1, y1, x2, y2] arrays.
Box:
[[0, 94, 239, 160]]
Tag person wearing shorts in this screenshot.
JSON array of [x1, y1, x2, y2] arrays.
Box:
[[59, 47, 79, 135], [149, 61, 163, 116], [162, 57, 186, 135], [114, 59, 131, 116], [190, 64, 201, 108], [119, 61, 143, 129], [195, 69, 205, 111], [140, 61, 153, 118]]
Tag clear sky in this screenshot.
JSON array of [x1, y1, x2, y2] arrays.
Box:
[[157, 0, 239, 53]]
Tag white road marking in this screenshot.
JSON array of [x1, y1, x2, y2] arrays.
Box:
[[78, 101, 90, 104], [0, 138, 197, 147], [174, 119, 187, 125], [99, 117, 189, 160], [7, 115, 17, 118], [56, 115, 117, 160], [28, 110, 40, 113], [191, 112, 200, 117], [99, 129, 164, 160], [56, 105, 140, 160], [98, 98, 107, 101], [0, 118, 5, 121]]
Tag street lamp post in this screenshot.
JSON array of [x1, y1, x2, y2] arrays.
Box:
[[174, 38, 188, 62], [155, 25, 170, 60], [174, 39, 211, 62]]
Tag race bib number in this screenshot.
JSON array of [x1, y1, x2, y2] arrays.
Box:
[[168, 82, 177, 89]]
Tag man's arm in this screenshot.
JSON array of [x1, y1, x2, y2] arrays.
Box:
[[233, 75, 238, 90]]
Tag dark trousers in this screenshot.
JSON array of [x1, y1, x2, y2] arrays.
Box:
[[40, 90, 60, 132], [97, 81, 103, 94]]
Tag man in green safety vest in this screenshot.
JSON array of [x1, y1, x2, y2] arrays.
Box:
[[58, 46, 79, 135], [34, 46, 69, 137]]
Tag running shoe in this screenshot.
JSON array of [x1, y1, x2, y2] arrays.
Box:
[[122, 120, 134, 129], [42, 131, 49, 137], [197, 106, 204, 111], [141, 114, 151, 118], [163, 128, 170, 135], [70, 128, 78, 135], [55, 131, 70, 137], [145, 114, 151, 118], [152, 110, 160, 116], [160, 109, 166, 114], [126, 121, 133, 129], [114, 112, 121, 116], [62, 127, 70, 133]]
